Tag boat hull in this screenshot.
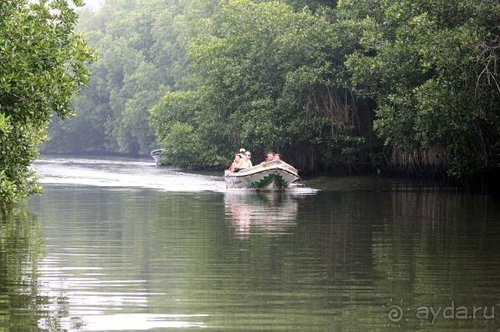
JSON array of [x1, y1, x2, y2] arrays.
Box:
[[224, 160, 300, 190], [150, 149, 164, 165]]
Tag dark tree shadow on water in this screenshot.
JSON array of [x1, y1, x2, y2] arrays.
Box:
[[0, 207, 79, 332]]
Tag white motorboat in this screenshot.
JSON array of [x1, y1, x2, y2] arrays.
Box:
[[150, 149, 164, 165], [224, 160, 300, 190]]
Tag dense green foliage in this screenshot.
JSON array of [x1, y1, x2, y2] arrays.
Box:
[[340, 0, 500, 175], [45, 0, 498, 178], [44, 0, 194, 155], [153, 0, 352, 168], [0, 0, 94, 205]]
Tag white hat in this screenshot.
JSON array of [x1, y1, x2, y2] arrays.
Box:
[[239, 148, 246, 153]]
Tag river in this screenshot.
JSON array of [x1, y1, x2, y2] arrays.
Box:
[[0, 156, 499, 331]]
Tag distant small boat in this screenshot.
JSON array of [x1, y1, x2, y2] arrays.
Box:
[[150, 149, 164, 165], [224, 160, 300, 190]]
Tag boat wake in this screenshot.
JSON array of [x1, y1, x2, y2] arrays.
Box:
[[32, 157, 318, 194], [33, 157, 225, 192]]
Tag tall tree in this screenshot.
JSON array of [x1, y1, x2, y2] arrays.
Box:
[[152, 0, 370, 172], [0, 0, 94, 205], [43, 0, 499, 180], [44, 0, 194, 156], [340, 0, 500, 175]]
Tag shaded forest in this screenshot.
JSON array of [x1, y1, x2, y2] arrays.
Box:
[[43, 0, 499, 180]]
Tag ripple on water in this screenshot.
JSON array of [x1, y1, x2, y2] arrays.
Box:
[[38, 313, 209, 331]]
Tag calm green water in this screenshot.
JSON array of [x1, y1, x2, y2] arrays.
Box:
[[1, 158, 499, 331]]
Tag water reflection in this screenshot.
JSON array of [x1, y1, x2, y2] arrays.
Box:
[[77, 314, 207, 330], [224, 192, 301, 239], [8, 156, 500, 330], [38, 313, 208, 331], [0, 206, 69, 331]]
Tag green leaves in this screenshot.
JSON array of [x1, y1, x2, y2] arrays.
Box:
[[0, 1, 94, 205], [149, 0, 376, 172], [45, 0, 193, 156], [160, 123, 205, 167], [180, 0, 352, 167], [342, 0, 500, 175], [42, 0, 500, 178]]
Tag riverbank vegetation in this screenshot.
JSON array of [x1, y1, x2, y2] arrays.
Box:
[[0, 0, 95, 205], [34, 0, 500, 184]]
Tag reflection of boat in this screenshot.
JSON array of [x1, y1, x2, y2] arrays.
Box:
[[224, 160, 300, 190], [224, 192, 299, 239], [150, 149, 164, 165]]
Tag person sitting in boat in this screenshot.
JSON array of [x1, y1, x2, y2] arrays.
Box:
[[234, 151, 252, 171], [229, 154, 242, 172], [272, 153, 281, 161], [240, 151, 253, 168], [260, 152, 274, 165]]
